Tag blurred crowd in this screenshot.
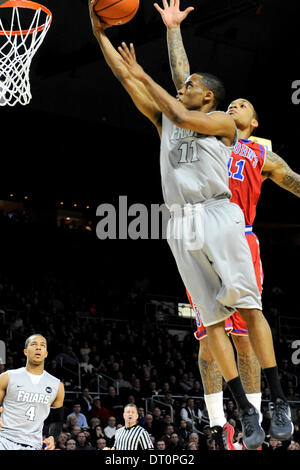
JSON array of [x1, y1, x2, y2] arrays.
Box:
[[0, 265, 299, 452]]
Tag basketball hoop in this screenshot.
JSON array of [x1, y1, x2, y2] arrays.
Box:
[[0, 0, 52, 106]]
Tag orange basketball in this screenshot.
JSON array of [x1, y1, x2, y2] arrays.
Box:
[[94, 0, 139, 26]]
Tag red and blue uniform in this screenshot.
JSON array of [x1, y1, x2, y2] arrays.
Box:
[[188, 138, 266, 339]]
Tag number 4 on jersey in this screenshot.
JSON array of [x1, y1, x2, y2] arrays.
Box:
[[228, 157, 245, 181], [25, 406, 36, 421]]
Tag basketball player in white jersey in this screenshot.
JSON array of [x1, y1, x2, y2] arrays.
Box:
[[0, 334, 65, 450], [88, 0, 293, 449]]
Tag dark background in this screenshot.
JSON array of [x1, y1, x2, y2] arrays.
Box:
[[0, 0, 299, 306]]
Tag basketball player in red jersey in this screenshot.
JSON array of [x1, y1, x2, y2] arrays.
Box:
[[155, 0, 300, 450]]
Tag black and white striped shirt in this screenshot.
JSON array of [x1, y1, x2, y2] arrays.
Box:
[[113, 424, 154, 450]]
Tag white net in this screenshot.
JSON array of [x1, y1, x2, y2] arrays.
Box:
[[0, 4, 52, 106]]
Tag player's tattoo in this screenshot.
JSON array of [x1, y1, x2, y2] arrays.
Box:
[[237, 351, 261, 394], [265, 150, 300, 197], [167, 26, 190, 91], [199, 357, 223, 395]]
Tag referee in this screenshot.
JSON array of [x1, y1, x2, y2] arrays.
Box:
[[111, 404, 154, 450]]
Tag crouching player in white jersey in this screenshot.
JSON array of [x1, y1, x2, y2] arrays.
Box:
[[0, 334, 65, 450]]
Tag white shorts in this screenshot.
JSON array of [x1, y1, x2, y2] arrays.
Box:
[[0, 434, 36, 450], [167, 198, 262, 327]]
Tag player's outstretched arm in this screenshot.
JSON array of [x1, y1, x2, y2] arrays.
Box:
[[118, 42, 235, 140], [88, 0, 162, 132], [154, 0, 194, 90], [262, 151, 300, 197]]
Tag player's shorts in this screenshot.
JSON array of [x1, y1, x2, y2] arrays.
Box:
[[187, 228, 264, 340], [167, 198, 262, 327], [0, 434, 36, 450]]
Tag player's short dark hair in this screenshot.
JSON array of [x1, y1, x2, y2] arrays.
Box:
[[24, 334, 47, 348], [195, 72, 226, 108]]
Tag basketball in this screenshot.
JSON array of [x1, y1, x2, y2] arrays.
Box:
[[94, 0, 139, 26]]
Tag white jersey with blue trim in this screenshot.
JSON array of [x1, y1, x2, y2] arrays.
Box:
[[160, 113, 237, 208]]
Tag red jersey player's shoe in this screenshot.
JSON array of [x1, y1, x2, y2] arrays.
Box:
[[210, 422, 236, 450]]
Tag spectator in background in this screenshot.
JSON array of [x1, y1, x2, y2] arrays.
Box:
[[90, 397, 112, 423], [90, 425, 105, 447], [66, 439, 77, 450], [76, 431, 94, 450], [233, 431, 244, 450], [169, 375, 182, 395], [70, 425, 82, 440], [103, 386, 123, 421], [267, 437, 283, 451], [80, 341, 91, 358], [96, 438, 107, 450], [131, 377, 143, 405], [89, 417, 101, 430], [113, 371, 132, 392], [138, 407, 146, 426], [156, 440, 166, 450], [177, 419, 190, 444], [232, 408, 242, 432], [180, 398, 202, 433], [190, 380, 204, 397], [47, 359, 63, 381], [148, 381, 161, 397], [179, 373, 193, 394], [65, 414, 78, 433], [78, 387, 93, 417], [167, 432, 185, 451], [187, 433, 200, 450], [161, 424, 175, 448], [143, 413, 155, 437], [151, 407, 165, 441], [224, 399, 235, 420], [66, 403, 88, 428], [288, 440, 300, 450], [103, 416, 117, 447], [55, 432, 68, 450]]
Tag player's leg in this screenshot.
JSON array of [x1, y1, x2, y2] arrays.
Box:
[[237, 307, 293, 440], [230, 313, 262, 423], [198, 336, 235, 450], [205, 321, 264, 450]]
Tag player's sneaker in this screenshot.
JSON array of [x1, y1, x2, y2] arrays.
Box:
[[239, 406, 265, 450], [269, 398, 294, 440], [210, 422, 236, 450]]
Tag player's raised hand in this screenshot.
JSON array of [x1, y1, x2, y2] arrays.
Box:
[[0, 406, 3, 429], [43, 435, 55, 450], [88, 0, 111, 33], [118, 43, 145, 81], [154, 0, 194, 28]]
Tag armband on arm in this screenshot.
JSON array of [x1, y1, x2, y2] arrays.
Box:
[[50, 407, 64, 423]]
